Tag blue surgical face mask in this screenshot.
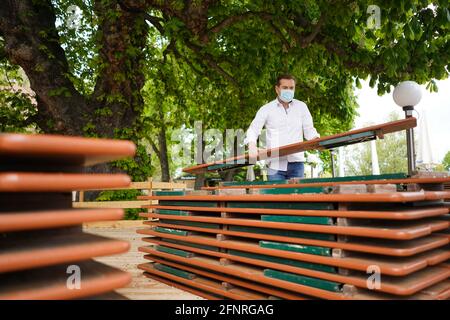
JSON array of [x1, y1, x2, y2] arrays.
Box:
[[279, 89, 294, 103]]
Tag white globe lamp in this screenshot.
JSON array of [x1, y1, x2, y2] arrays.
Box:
[[393, 81, 422, 107], [392, 81, 422, 175]]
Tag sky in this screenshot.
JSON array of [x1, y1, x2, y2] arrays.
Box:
[[354, 79, 450, 163]]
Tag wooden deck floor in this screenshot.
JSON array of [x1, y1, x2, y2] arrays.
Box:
[[83, 221, 204, 300]]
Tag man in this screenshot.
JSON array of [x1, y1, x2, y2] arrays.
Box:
[[245, 74, 320, 180]]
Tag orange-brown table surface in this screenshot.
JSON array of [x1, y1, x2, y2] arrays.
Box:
[[0, 260, 131, 300], [0, 172, 131, 192], [183, 118, 416, 174], [0, 133, 135, 166]]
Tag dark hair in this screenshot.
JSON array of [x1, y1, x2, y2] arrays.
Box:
[[276, 74, 296, 86]]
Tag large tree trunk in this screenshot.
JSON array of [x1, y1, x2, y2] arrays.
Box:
[[194, 173, 206, 190], [0, 0, 150, 192], [147, 107, 171, 182], [0, 0, 89, 134], [157, 119, 171, 182], [0, 0, 148, 138], [219, 169, 236, 182], [90, 0, 148, 138], [194, 119, 205, 189]]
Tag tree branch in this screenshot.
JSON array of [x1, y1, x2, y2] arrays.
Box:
[[206, 9, 323, 49], [145, 0, 173, 12], [300, 15, 325, 48], [167, 43, 210, 80], [147, 135, 161, 157], [208, 11, 273, 34], [268, 21, 291, 51], [184, 40, 239, 87], [144, 13, 164, 33], [117, 0, 164, 34], [318, 37, 385, 73]]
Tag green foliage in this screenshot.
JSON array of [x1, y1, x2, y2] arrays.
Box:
[[48, 86, 72, 97], [318, 150, 333, 175], [443, 151, 450, 171], [112, 127, 154, 181], [94, 107, 113, 117], [344, 112, 408, 175], [52, 0, 98, 95], [0, 48, 37, 133], [96, 189, 144, 220], [434, 163, 447, 172], [82, 122, 97, 136]]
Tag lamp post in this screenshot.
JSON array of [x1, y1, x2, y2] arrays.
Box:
[[393, 81, 422, 176]]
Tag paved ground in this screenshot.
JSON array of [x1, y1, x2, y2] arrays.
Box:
[[83, 221, 204, 300]]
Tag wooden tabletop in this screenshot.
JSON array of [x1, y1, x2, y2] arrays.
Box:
[[138, 190, 450, 203], [183, 117, 417, 174], [0, 133, 136, 166]]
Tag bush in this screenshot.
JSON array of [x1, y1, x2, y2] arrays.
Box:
[[96, 189, 145, 220]]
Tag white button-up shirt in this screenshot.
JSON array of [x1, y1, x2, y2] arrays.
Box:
[[244, 98, 319, 171]]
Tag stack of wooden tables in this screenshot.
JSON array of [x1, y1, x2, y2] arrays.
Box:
[[137, 173, 450, 300], [0, 133, 135, 299]]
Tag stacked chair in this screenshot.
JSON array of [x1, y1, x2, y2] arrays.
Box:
[[137, 173, 450, 299], [0, 133, 135, 299]]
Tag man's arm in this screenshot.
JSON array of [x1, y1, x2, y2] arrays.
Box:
[[301, 103, 320, 140], [244, 107, 268, 163]]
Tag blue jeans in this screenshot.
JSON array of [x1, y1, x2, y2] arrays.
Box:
[[268, 162, 305, 181]]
